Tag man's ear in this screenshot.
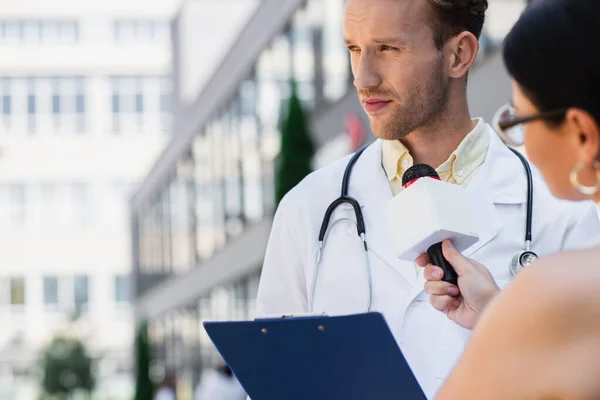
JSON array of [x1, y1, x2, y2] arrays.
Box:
[[446, 31, 479, 79]]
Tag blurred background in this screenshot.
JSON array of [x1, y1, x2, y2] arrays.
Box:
[[0, 0, 531, 398]]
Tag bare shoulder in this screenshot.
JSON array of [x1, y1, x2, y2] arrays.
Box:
[[474, 247, 600, 339], [436, 245, 600, 399], [514, 245, 600, 315]]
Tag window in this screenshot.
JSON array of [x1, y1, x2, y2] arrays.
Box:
[[0, 78, 11, 130], [43, 276, 59, 305], [111, 77, 133, 133], [76, 93, 84, 114], [2, 94, 11, 115], [0, 20, 79, 45], [23, 21, 40, 44], [75, 77, 85, 133], [290, 9, 316, 110], [73, 275, 88, 308], [160, 93, 170, 113], [49, 76, 87, 134], [115, 275, 130, 303], [135, 93, 144, 114], [113, 20, 169, 44], [160, 77, 171, 132], [112, 94, 120, 113], [41, 183, 57, 225], [41, 183, 56, 203], [111, 76, 171, 134], [57, 21, 78, 43], [10, 277, 25, 305], [0, 76, 86, 134], [3, 21, 23, 44], [9, 184, 25, 226], [35, 183, 92, 228], [27, 94, 36, 114], [0, 186, 9, 227], [322, 0, 351, 102], [52, 94, 61, 114], [70, 183, 90, 226], [28, 91, 36, 134]]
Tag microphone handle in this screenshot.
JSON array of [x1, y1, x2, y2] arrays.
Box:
[[426, 242, 458, 286]]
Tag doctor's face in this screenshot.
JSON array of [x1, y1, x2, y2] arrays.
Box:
[[344, 0, 450, 140]]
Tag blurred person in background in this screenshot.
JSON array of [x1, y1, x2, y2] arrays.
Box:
[[256, 0, 600, 397], [154, 372, 177, 400], [416, 0, 600, 398], [193, 363, 246, 400]]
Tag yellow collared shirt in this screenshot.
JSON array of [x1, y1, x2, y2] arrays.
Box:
[[381, 118, 490, 276], [382, 118, 490, 195]]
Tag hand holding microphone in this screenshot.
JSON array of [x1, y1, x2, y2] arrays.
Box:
[[416, 239, 500, 330]]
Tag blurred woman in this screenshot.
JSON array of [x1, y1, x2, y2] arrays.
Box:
[[435, 0, 600, 398]]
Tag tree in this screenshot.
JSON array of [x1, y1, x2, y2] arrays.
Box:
[[133, 321, 154, 400], [40, 336, 95, 399], [274, 80, 316, 206]]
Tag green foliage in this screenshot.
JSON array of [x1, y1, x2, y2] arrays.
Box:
[[40, 336, 94, 396], [274, 80, 316, 206], [134, 321, 154, 400]]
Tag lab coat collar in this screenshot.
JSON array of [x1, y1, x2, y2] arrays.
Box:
[[467, 126, 528, 204]]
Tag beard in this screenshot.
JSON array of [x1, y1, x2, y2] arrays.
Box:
[[363, 57, 449, 141]]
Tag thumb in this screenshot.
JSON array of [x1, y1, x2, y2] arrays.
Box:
[[441, 239, 472, 276]]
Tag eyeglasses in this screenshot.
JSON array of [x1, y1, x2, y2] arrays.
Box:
[[492, 103, 567, 146]]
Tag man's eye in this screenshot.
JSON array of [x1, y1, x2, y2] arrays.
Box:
[[347, 46, 360, 52], [379, 45, 396, 51]]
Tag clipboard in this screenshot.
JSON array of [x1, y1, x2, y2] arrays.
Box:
[[203, 312, 426, 400]]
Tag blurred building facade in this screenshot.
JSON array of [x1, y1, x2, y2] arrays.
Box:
[[132, 0, 529, 398], [0, 0, 182, 398]]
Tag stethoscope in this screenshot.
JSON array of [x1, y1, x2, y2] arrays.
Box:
[[309, 143, 538, 313]]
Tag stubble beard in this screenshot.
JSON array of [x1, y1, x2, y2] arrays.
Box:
[[370, 59, 449, 141]]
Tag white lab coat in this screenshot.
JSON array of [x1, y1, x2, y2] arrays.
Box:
[[256, 126, 600, 399]]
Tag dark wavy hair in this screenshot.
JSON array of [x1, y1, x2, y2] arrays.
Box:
[[426, 0, 488, 49], [503, 0, 600, 123]]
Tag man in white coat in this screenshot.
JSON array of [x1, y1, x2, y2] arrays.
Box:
[[256, 0, 600, 398]]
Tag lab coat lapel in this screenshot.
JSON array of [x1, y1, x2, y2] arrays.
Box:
[[462, 129, 527, 257], [345, 140, 418, 287]]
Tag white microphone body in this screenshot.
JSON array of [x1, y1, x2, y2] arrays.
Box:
[[386, 177, 479, 262]]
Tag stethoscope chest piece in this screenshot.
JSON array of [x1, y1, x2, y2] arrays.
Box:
[[509, 250, 539, 276], [506, 147, 537, 277]]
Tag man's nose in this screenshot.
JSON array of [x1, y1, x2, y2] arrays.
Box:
[[353, 53, 382, 90]]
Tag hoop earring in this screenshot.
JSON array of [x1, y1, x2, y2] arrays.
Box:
[[570, 161, 600, 195]]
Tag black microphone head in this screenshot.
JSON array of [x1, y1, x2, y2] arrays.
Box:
[[401, 164, 439, 187]]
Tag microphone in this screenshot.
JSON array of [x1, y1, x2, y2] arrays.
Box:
[[401, 164, 440, 188], [386, 164, 480, 285], [402, 166, 457, 285]]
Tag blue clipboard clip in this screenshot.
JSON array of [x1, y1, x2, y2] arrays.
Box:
[[254, 312, 328, 321]]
